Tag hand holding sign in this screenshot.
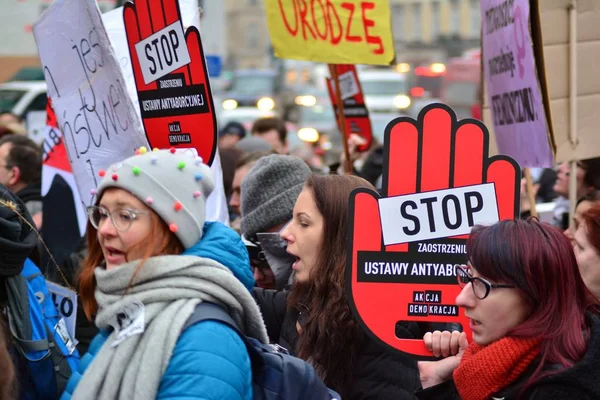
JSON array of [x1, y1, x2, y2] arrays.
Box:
[[124, 0, 217, 164], [346, 104, 519, 358]]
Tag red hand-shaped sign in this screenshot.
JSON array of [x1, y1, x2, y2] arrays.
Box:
[[346, 104, 519, 358], [124, 0, 217, 165]]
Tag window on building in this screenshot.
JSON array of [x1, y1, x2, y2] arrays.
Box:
[[470, 0, 481, 38], [247, 23, 259, 49], [413, 3, 422, 41], [449, 0, 460, 36], [392, 4, 404, 42], [431, 1, 440, 40]]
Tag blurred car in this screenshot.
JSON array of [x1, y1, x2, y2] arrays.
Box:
[[294, 87, 337, 143], [218, 107, 277, 133], [441, 52, 481, 120], [359, 70, 411, 114], [220, 69, 297, 120], [0, 81, 47, 117]]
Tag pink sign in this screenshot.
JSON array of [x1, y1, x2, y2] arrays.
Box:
[[482, 0, 554, 167]]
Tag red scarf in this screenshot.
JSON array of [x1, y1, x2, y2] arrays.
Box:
[[453, 337, 541, 400]]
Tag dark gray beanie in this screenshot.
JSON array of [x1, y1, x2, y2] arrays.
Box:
[[241, 155, 311, 241]]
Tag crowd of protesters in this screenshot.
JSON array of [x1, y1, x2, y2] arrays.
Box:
[[0, 115, 599, 399]]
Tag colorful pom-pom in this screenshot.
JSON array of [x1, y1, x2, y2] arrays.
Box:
[[111, 174, 118, 181], [150, 155, 158, 165], [177, 161, 185, 170], [174, 201, 183, 211], [169, 147, 176, 154], [146, 197, 153, 205], [169, 223, 178, 233], [193, 191, 201, 199], [194, 173, 202, 181], [139, 146, 147, 155], [135, 149, 140, 155], [90, 188, 97, 196], [132, 166, 141, 176], [153, 147, 160, 152], [98, 169, 106, 177]]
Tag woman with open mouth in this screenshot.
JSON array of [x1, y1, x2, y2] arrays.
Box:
[[61, 148, 269, 400], [279, 174, 422, 399], [417, 219, 600, 399]]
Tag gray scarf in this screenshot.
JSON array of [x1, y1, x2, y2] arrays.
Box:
[[73, 255, 268, 400]]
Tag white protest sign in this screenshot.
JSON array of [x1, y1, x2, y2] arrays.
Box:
[[46, 281, 78, 341], [102, 3, 230, 225], [33, 0, 148, 209], [338, 70, 360, 100], [378, 183, 499, 245], [135, 21, 191, 84]]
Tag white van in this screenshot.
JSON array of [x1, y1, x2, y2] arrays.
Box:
[[0, 81, 48, 143], [358, 70, 411, 114]]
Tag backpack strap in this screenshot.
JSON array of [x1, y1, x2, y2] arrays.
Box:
[[183, 302, 265, 368], [183, 302, 241, 333]]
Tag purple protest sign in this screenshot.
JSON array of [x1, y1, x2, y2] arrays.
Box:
[[482, 0, 554, 167]]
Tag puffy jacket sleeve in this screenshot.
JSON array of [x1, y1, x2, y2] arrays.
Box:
[[158, 320, 252, 400], [251, 288, 289, 343], [61, 330, 110, 400]]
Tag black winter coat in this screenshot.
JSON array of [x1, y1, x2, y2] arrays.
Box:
[[252, 288, 422, 399], [417, 313, 600, 400]]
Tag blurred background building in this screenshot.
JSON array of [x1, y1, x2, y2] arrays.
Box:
[[390, 0, 481, 65]]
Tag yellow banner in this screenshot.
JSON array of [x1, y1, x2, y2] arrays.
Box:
[[265, 0, 395, 65]]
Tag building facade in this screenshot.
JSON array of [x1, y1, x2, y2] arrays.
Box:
[[224, 0, 272, 70], [390, 0, 481, 64]]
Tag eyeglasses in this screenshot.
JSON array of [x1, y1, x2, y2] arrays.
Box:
[[86, 206, 148, 232], [456, 265, 515, 300]]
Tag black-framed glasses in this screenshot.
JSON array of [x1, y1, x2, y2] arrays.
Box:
[[456, 265, 515, 300], [86, 206, 148, 232]]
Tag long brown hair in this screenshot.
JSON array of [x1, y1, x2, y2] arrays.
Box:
[[287, 174, 375, 397], [79, 208, 183, 320]]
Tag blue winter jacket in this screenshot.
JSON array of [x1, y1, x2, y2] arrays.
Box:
[[61, 222, 255, 400]]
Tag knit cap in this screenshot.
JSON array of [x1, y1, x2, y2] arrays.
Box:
[[241, 154, 311, 241], [219, 121, 246, 139], [95, 147, 214, 249], [0, 185, 37, 276]]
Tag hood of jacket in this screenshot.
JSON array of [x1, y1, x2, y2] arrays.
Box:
[[183, 221, 255, 292]]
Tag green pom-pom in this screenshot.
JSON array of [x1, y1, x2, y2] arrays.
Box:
[[132, 166, 141, 176], [177, 161, 186, 170]]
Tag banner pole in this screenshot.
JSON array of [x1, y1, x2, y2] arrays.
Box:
[[331, 65, 353, 174], [524, 168, 538, 218], [568, 0, 579, 226]]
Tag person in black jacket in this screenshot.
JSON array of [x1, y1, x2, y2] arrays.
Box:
[[277, 174, 420, 400], [417, 219, 600, 399]]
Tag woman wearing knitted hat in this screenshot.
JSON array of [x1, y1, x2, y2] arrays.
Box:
[[61, 148, 269, 400], [280, 174, 421, 399], [417, 219, 600, 399]]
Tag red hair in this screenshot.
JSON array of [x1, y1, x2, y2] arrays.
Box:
[[467, 218, 595, 387], [78, 212, 183, 320]]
